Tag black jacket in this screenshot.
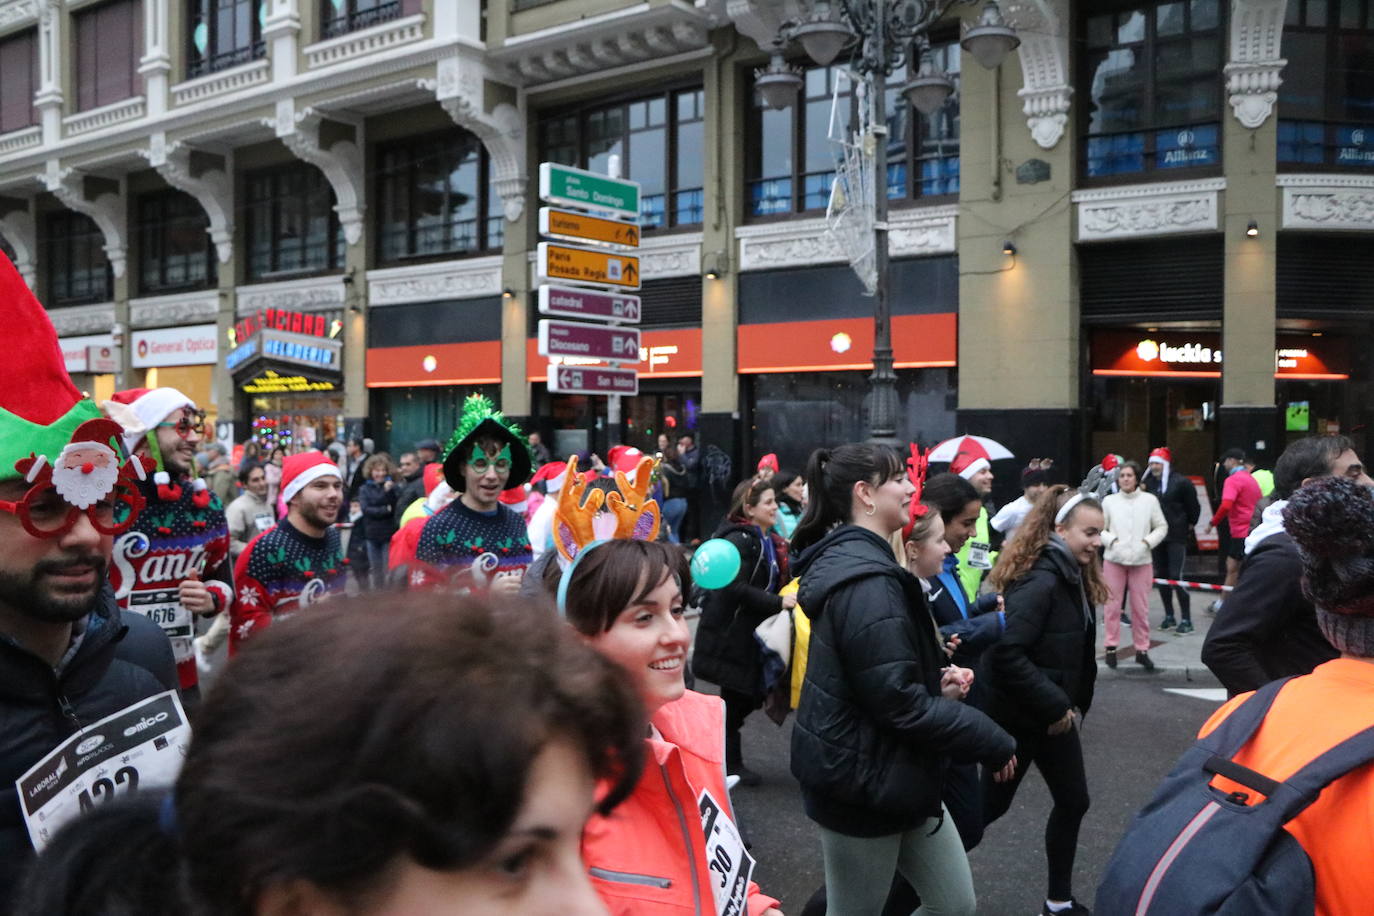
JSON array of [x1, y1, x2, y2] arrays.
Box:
[[789, 526, 1014, 837], [982, 539, 1098, 734], [1144, 470, 1200, 544], [691, 522, 784, 697], [358, 479, 399, 543], [392, 470, 425, 527], [1200, 531, 1338, 696], [0, 587, 177, 899]]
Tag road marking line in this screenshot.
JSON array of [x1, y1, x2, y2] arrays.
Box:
[[1163, 688, 1228, 703]]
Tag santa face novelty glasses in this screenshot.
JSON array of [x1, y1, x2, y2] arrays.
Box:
[[157, 408, 207, 440], [0, 478, 144, 539]]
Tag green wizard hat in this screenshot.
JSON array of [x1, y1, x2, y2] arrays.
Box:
[[441, 394, 532, 492], [0, 252, 105, 481]]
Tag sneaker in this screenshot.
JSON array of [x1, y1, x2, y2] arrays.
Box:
[[1136, 651, 1156, 672], [1175, 620, 1194, 635], [730, 766, 762, 788], [1159, 615, 1176, 630], [1120, 611, 1132, 626], [1104, 647, 1117, 669], [1042, 899, 1091, 915], [1207, 599, 1223, 616]]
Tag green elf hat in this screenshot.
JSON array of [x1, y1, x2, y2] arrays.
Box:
[[441, 394, 532, 492], [0, 251, 108, 482]]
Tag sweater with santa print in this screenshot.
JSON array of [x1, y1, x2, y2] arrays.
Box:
[[109, 474, 233, 690], [231, 518, 347, 653], [410, 501, 531, 590]]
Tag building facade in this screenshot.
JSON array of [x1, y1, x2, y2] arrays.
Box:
[[0, 0, 1369, 486]]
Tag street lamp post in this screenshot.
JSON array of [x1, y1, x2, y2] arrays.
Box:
[[755, 0, 1019, 444]]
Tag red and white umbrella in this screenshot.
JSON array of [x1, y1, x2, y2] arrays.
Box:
[[928, 435, 1015, 465]]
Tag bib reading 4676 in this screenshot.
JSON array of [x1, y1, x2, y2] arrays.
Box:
[[16, 691, 190, 851]]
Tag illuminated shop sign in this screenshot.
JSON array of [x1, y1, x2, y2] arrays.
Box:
[[225, 338, 258, 372], [235, 308, 330, 343], [261, 330, 339, 370], [241, 370, 338, 394], [1092, 331, 1349, 379]]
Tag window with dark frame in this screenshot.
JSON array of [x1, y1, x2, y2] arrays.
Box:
[[0, 234, 16, 263], [1278, 0, 1374, 167], [537, 86, 705, 232], [243, 163, 344, 281], [45, 211, 112, 306], [375, 129, 502, 264], [187, 0, 265, 79], [1080, 0, 1224, 180], [138, 190, 217, 295], [0, 28, 38, 134], [320, 0, 406, 40], [745, 44, 960, 219], [75, 0, 140, 112]]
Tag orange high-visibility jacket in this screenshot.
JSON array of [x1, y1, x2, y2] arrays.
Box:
[[582, 689, 780, 915], [1200, 658, 1374, 916]]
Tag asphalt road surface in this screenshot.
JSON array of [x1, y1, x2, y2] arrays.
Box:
[[726, 671, 1225, 915]]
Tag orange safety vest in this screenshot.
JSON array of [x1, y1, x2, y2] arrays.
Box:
[[582, 690, 780, 916], [1200, 658, 1374, 916]]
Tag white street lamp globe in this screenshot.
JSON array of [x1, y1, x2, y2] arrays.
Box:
[[794, 18, 855, 67], [902, 71, 955, 116], [961, 1, 1020, 70], [755, 53, 803, 109]]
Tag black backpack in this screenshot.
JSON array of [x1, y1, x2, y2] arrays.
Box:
[[1096, 676, 1374, 915]]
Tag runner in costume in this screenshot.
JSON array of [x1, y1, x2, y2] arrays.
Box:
[[104, 388, 231, 699], [230, 452, 347, 651], [411, 395, 533, 593]]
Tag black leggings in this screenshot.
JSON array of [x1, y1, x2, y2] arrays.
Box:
[[1153, 541, 1190, 621], [720, 688, 759, 772], [982, 725, 1090, 902]]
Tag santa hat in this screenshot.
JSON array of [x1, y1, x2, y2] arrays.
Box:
[[607, 445, 645, 474], [1100, 453, 1121, 472], [951, 440, 992, 480], [281, 451, 341, 505], [0, 251, 112, 482], [499, 485, 529, 515], [757, 453, 779, 475], [531, 460, 569, 494], [106, 387, 197, 456], [1147, 447, 1171, 487], [422, 462, 445, 496]]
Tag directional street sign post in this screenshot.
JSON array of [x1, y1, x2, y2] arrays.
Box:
[[537, 158, 643, 413], [539, 286, 641, 323]]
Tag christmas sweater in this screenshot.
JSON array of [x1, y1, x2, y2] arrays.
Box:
[[410, 501, 532, 591], [109, 475, 233, 690], [230, 519, 348, 653]]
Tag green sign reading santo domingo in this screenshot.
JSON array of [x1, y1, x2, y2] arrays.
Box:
[[539, 162, 640, 219]]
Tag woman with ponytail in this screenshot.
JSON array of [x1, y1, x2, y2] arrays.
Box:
[[790, 443, 1015, 915], [982, 485, 1108, 916]]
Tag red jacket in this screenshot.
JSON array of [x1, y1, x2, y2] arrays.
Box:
[[582, 690, 779, 915]]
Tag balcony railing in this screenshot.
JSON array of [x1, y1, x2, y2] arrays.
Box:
[[322, 0, 401, 40]]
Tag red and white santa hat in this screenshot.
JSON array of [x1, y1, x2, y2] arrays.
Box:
[[106, 387, 197, 453], [499, 485, 529, 515], [1148, 447, 1172, 467], [281, 451, 341, 505], [608, 445, 645, 474], [758, 453, 779, 475], [950, 440, 992, 480], [530, 460, 569, 494]]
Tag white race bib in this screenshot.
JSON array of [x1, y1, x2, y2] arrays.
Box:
[[253, 514, 274, 532], [129, 589, 194, 664], [967, 540, 992, 569], [17, 691, 190, 851], [697, 788, 755, 916]]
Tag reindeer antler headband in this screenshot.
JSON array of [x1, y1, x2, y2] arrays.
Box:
[[903, 444, 931, 540]]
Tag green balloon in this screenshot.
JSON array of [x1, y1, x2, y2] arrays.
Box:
[[691, 538, 741, 589]]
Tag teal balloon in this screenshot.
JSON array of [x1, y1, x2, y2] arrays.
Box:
[[691, 538, 741, 589]]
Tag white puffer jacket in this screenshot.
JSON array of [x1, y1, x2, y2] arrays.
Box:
[[1100, 489, 1169, 567]]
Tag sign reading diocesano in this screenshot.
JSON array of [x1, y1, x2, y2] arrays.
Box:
[[536, 242, 641, 290]]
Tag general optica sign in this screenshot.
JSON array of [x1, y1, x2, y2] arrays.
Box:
[[131, 324, 218, 368]]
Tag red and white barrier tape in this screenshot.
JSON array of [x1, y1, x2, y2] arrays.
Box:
[[1152, 578, 1233, 593]]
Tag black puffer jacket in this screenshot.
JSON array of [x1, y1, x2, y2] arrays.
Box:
[[0, 585, 177, 902], [1144, 470, 1200, 544], [691, 522, 785, 697], [982, 538, 1098, 734], [790, 526, 1015, 837]]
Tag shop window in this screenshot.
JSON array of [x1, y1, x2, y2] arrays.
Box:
[[186, 0, 265, 79], [1278, 0, 1374, 167], [45, 211, 112, 306], [321, 0, 417, 40], [745, 43, 960, 218], [74, 0, 139, 112], [138, 190, 217, 294], [376, 130, 500, 264], [537, 86, 705, 231], [0, 29, 38, 134], [244, 163, 344, 281], [1080, 0, 1223, 179]]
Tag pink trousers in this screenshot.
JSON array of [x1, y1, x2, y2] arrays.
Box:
[[1103, 560, 1152, 653]]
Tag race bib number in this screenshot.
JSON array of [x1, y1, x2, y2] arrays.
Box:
[[17, 691, 190, 851], [130, 589, 194, 664], [698, 788, 754, 916], [968, 540, 992, 569], [253, 514, 274, 532]]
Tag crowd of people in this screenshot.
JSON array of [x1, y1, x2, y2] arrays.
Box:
[[7, 244, 1374, 915]]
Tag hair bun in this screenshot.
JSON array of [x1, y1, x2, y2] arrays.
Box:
[[1284, 477, 1374, 560]]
